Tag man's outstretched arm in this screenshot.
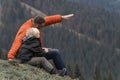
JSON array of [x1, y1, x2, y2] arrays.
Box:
[[44, 14, 74, 26]]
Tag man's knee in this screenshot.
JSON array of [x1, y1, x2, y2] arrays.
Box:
[[40, 57, 47, 63], [51, 49, 60, 55]]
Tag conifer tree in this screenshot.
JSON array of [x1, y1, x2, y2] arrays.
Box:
[[107, 71, 113, 80], [74, 63, 84, 80], [93, 66, 101, 80], [67, 64, 74, 78], [0, 48, 2, 58]]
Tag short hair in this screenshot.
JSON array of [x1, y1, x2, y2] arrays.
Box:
[[26, 28, 40, 38], [33, 16, 45, 25]]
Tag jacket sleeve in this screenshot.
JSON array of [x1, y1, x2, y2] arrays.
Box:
[[44, 14, 62, 26], [8, 30, 26, 59]]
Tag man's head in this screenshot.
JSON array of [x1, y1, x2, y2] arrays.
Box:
[[26, 28, 40, 38], [33, 16, 45, 29]]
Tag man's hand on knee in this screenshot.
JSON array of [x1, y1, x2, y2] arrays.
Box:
[[42, 47, 51, 53]]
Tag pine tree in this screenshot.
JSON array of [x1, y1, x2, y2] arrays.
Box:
[[0, 48, 2, 58], [67, 64, 74, 78], [74, 63, 80, 78], [107, 71, 113, 80], [93, 65, 101, 80], [74, 63, 84, 80]]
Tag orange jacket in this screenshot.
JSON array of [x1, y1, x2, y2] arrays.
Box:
[[8, 15, 62, 59]]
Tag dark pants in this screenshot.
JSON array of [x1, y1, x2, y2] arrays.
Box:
[[43, 49, 66, 70]]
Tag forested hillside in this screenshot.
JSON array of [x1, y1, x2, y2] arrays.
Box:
[[67, 0, 120, 13], [23, 0, 120, 49], [1, 0, 120, 80]]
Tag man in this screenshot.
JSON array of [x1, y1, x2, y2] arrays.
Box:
[[8, 14, 74, 75]]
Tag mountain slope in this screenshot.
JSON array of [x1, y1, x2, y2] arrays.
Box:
[[23, 0, 120, 49], [67, 0, 120, 13], [0, 59, 76, 80]]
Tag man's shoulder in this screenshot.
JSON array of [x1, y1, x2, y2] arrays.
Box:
[[19, 18, 34, 31]]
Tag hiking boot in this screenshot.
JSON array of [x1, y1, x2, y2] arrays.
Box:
[[50, 68, 58, 74], [58, 68, 67, 76]]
